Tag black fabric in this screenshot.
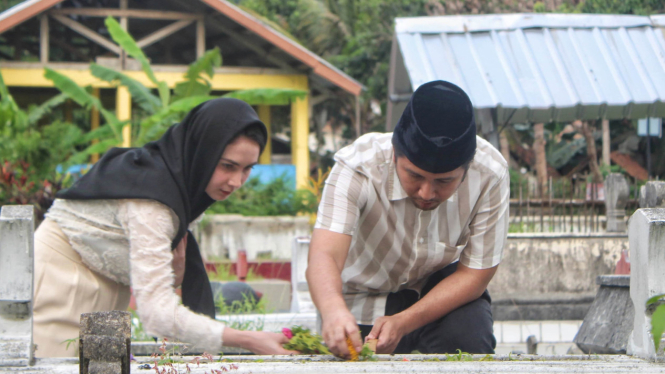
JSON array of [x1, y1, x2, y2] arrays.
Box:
[[56, 98, 266, 317], [359, 262, 496, 354], [392, 80, 477, 174], [182, 231, 215, 318]]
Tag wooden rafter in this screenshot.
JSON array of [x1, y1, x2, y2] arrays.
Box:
[[136, 20, 193, 49], [49, 8, 204, 21], [40, 14, 48, 63], [50, 14, 120, 55], [207, 18, 296, 72]]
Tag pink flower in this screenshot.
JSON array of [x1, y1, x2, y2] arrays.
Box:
[[282, 328, 293, 339]]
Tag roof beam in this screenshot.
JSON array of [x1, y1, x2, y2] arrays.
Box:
[[48, 8, 204, 21], [50, 14, 121, 55], [136, 20, 194, 49], [207, 18, 297, 73]]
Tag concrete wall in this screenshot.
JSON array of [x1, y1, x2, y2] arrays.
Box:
[[490, 233, 628, 296], [198, 215, 310, 261]]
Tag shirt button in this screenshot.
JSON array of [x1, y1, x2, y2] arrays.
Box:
[[419, 237, 425, 244]]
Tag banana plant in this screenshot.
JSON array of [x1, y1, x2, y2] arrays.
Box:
[[45, 15, 307, 163], [0, 70, 83, 177]]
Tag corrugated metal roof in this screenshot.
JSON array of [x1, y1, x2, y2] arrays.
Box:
[[390, 13, 665, 127]]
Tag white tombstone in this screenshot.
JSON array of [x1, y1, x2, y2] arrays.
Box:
[[627, 208, 665, 360], [290, 236, 316, 314], [0, 205, 35, 366]]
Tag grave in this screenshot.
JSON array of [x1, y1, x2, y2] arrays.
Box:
[[2, 204, 665, 373]]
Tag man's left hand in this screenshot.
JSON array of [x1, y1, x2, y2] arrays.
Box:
[[366, 314, 409, 354]]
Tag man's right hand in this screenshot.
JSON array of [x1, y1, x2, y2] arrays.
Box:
[[321, 310, 362, 359]]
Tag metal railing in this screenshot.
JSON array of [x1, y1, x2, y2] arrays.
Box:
[[509, 177, 639, 233]]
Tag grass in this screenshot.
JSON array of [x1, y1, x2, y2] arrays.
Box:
[[207, 263, 263, 282], [215, 293, 268, 331]]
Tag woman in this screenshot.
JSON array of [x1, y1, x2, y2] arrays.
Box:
[[33, 98, 298, 357]]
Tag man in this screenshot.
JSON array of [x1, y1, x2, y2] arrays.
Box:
[[306, 80, 509, 358]]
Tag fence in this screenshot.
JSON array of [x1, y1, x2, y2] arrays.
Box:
[[509, 176, 640, 233]]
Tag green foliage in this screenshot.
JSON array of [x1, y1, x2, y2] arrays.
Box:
[[283, 326, 331, 354], [445, 349, 473, 361], [359, 344, 377, 361], [558, 0, 665, 15], [206, 175, 318, 216], [647, 294, 665, 352], [215, 293, 267, 331], [223, 88, 307, 105], [207, 263, 263, 281]]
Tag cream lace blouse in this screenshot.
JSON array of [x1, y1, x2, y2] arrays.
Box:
[[46, 198, 226, 352]]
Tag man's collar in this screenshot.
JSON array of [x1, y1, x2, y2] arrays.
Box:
[[388, 157, 409, 201]]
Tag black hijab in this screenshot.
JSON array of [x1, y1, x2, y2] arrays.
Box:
[[57, 98, 267, 318]]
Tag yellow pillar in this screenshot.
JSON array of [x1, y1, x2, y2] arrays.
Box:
[[291, 96, 309, 189], [258, 105, 272, 165], [90, 88, 100, 163], [116, 86, 132, 147]]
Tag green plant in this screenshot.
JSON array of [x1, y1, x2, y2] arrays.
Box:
[[214, 293, 267, 331], [206, 175, 317, 217], [647, 294, 665, 352], [207, 263, 263, 282], [46, 16, 306, 161], [445, 349, 473, 361], [282, 326, 331, 355]]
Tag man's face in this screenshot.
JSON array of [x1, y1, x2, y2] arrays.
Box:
[[394, 155, 467, 211]]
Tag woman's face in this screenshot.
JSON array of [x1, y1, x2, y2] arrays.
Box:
[[205, 135, 260, 201]]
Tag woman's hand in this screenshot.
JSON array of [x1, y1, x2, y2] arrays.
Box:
[[245, 331, 300, 355], [223, 329, 299, 355], [172, 233, 187, 288]]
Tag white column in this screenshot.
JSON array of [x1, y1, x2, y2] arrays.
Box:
[[627, 208, 665, 359], [0, 205, 35, 366]]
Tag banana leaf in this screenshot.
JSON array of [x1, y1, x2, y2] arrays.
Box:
[[27, 93, 68, 126], [173, 48, 222, 101], [44, 68, 123, 139], [104, 16, 170, 107], [136, 95, 215, 144], [90, 63, 161, 113], [223, 88, 307, 105]]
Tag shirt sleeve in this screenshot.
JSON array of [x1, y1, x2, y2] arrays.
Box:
[[459, 168, 510, 269], [314, 162, 368, 236], [123, 200, 226, 352]]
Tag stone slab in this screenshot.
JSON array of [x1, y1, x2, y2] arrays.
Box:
[[2, 355, 665, 374], [597, 275, 630, 287], [574, 283, 634, 354]]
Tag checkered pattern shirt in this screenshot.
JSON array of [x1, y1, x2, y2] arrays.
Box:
[[314, 132, 510, 324]]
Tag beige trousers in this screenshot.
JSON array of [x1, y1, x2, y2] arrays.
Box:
[[33, 218, 131, 357]]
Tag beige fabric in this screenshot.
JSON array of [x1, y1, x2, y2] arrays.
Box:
[[39, 199, 227, 355], [314, 132, 510, 324], [33, 218, 131, 357]]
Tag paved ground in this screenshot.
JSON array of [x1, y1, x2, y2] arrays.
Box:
[[3, 354, 665, 374]]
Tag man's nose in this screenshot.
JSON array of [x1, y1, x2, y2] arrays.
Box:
[[418, 182, 436, 200]]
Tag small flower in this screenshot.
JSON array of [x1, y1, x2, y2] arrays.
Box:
[[282, 328, 293, 339]]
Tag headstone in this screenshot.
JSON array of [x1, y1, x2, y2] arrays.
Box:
[[79, 311, 131, 374], [0, 205, 35, 367], [639, 181, 665, 208], [627, 208, 665, 360], [605, 173, 630, 232], [573, 275, 633, 354], [290, 236, 315, 314]]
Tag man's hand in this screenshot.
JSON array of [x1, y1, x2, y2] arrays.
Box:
[[172, 233, 187, 288], [321, 310, 362, 359], [366, 314, 408, 354]]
